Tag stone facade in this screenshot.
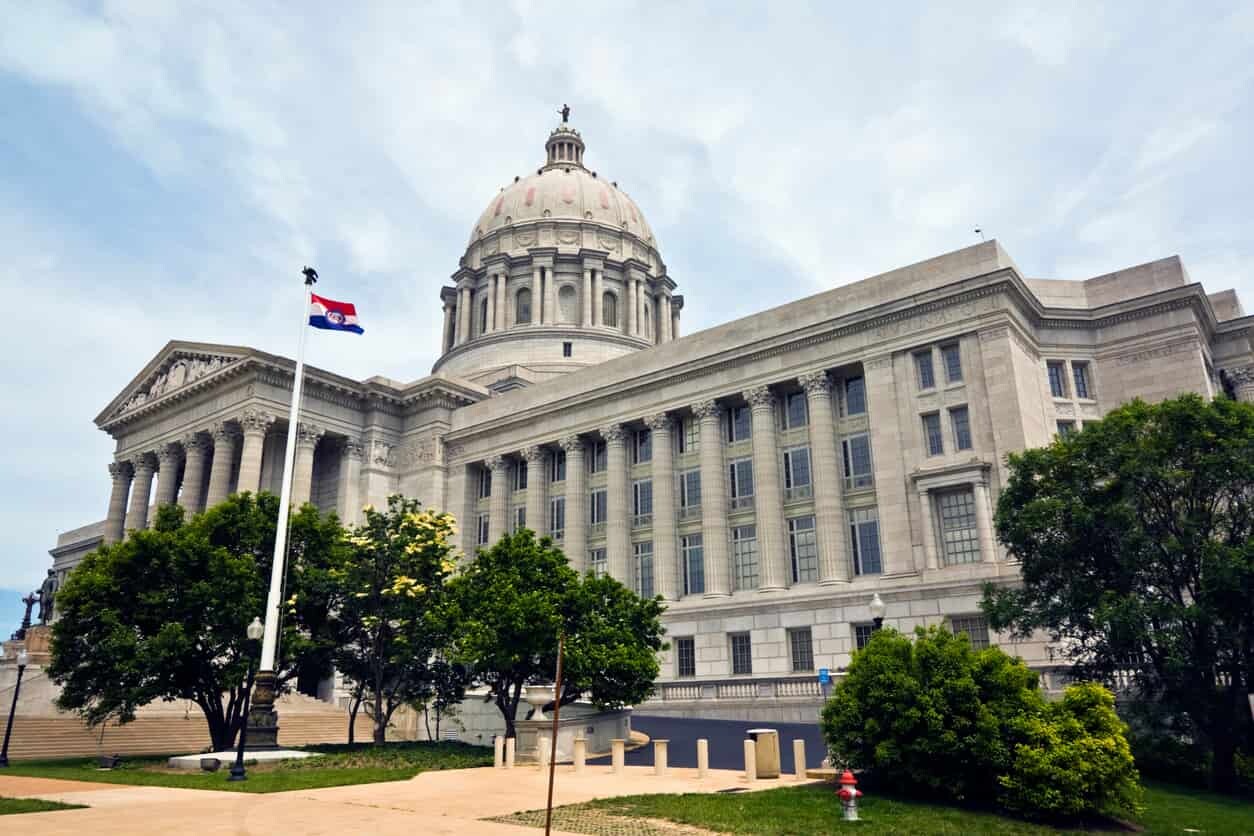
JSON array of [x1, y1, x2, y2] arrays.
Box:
[[49, 119, 1254, 715]]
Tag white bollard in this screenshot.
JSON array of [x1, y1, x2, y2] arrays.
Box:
[[793, 739, 806, 781], [494, 735, 505, 769], [573, 737, 586, 773], [505, 736, 516, 769], [611, 738, 626, 774], [653, 739, 669, 776], [539, 735, 551, 769], [743, 739, 757, 781], [696, 738, 709, 778]]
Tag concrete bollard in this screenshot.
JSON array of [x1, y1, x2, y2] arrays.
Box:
[[573, 737, 586, 773], [743, 739, 757, 781], [539, 735, 551, 769], [793, 739, 806, 781], [696, 738, 709, 778], [494, 735, 505, 769], [653, 739, 669, 776], [611, 738, 626, 774], [505, 736, 516, 769]]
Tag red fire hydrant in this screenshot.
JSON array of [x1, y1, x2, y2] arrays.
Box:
[[836, 770, 863, 821]]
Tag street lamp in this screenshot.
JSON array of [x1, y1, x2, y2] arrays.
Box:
[[229, 618, 265, 782], [1, 649, 30, 768], [869, 593, 887, 632]]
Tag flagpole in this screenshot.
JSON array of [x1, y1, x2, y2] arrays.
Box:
[[247, 265, 317, 750]]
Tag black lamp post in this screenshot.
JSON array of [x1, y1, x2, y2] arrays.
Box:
[[229, 617, 265, 782], [1, 649, 30, 768], [869, 593, 887, 632]]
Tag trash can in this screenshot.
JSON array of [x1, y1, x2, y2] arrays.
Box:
[[746, 728, 781, 778]]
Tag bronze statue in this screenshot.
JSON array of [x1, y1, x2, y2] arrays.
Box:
[[37, 569, 58, 625], [559, 103, 570, 124]]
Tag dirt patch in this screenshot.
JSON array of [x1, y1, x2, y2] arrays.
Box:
[[491, 806, 722, 835]]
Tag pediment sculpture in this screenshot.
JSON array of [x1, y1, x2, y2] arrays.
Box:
[[117, 354, 237, 415]]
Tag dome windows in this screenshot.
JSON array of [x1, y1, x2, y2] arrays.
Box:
[[603, 292, 618, 328], [516, 288, 533, 324]]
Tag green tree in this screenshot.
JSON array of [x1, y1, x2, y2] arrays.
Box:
[[445, 530, 665, 738], [49, 493, 342, 750], [328, 496, 465, 744], [983, 394, 1254, 792]]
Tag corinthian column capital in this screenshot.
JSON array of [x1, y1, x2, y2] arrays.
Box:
[[558, 434, 584, 453], [238, 408, 277, 437], [600, 423, 627, 445], [485, 454, 509, 473], [691, 399, 721, 421], [129, 452, 157, 475], [798, 370, 833, 396], [344, 437, 366, 461], [209, 421, 239, 444], [295, 422, 325, 449], [744, 384, 775, 410], [108, 460, 133, 481], [521, 445, 546, 464], [156, 443, 182, 469], [643, 412, 673, 433]]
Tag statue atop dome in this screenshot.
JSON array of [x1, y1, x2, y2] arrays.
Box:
[[558, 103, 570, 124]]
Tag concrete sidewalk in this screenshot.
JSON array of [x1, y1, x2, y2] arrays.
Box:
[[0, 763, 797, 834]]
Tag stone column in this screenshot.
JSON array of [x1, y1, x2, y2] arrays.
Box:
[[661, 295, 673, 343], [694, 399, 730, 597], [523, 446, 548, 537], [864, 354, 914, 575], [336, 438, 365, 525], [603, 424, 630, 584], [292, 422, 324, 507], [645, 414, 678, 600], [237, 409, 275, 495], [486, 455, 509, 545], [626, 278, 637, 335], [560, 435, 587, 572], [593, 270, 603, 327], [532, 266, 543, 325], [1230, 365, 1254, 402], [799, 372, 849, 584], [180, 433, 209, 514], [441, 302, 454, 351], [582, 268, 593, 326], [497, 271, 508, 329], [484, 276, 497, 334], [125, 453, 157, 532], [974, 479, 997, 563], [915, 488, 937, 569], [544, 268, 556, 326], [154, 444, 182, 512], [104, 461, 133, 544], [205, 422, 239, 508], [671, 306, 681, 340], [457, 285, 471, 344], [745, 385, 787, 591]]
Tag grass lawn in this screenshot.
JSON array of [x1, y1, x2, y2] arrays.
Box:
[[548, 781, 1254, 835], [0, 796, 87, 816], [2, 740, 492, 794]]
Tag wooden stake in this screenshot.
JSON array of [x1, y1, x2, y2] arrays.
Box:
[[544, 632, 565, 836]]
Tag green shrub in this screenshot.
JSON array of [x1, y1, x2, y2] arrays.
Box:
[[821, 626, 1141, 820]]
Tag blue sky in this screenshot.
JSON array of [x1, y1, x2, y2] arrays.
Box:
[[1, 1, 1252, 612]]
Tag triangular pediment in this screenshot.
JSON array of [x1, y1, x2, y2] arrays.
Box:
[[97, 341, 254, 426]]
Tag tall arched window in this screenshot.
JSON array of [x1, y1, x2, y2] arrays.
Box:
[[479, 297, 489, 335], [603, 292, 618, 328], [643, 303, 652, 338], [516, 288, 532, 324], [558, 284, 577, 323]]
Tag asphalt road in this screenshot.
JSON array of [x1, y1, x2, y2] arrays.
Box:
[[588, 715, 826, 773]]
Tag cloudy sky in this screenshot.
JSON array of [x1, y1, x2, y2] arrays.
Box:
[[1, 1, 1252, 621]]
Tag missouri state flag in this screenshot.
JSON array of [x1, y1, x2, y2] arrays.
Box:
[[309, 293, 364, 334]]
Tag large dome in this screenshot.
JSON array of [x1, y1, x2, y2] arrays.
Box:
[[469, 126, 656, 248]]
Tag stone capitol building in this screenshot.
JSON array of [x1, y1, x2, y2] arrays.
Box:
[[47, 117, 1254, 718]]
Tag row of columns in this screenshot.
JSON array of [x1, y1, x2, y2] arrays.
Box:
[[102, 410, 344, 544]]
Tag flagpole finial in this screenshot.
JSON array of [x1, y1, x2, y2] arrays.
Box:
[[302, 266, 319, 285]]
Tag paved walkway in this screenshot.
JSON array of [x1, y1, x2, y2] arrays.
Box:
[[0, 762, 802, 834]]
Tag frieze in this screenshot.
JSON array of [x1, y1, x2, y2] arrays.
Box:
[[597, 230, 620, 252], [115, 353, 240, 416], [557, 227, 580, 245], [1114, 341, 1195, 367], [515, 229, 536, 247]]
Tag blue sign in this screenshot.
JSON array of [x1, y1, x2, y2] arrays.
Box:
[[818, 668, 831, 685]]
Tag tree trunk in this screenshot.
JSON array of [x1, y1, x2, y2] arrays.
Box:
[[348, 691, 363, 746], [373, 687, 387, 744], [1211, 733, 1237, 793], [203, 703, 233, 751]]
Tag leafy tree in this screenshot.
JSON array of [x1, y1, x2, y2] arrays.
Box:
[[445, 530, 665, 738], [49, 493, 341, 750], [327, 497, 465, 744], [983, 394, 1254, 792]]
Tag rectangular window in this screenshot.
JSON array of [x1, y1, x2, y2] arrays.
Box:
[[478, 469, 492, 499], [1047, 361, 1067, 398], [726, 406, 751, 443], [679, 469, 702, 516], [513, 460, 528, 491], [675, 636, 696, 678], [1057, 420, 1076, 438], [915, 350, 936, 390], [942, 343, 963, 383], [549, 496, 565, 539], [950, 406, 972, 451], [589, 489, 608, 526], [843, 376, 866, 416], [549, 450, 566, 483], [588, 440, 607, 473], [950, 614, 991, 650], [1072, 362, 1091, 399], [782, 446, 812, 501], [849, 507, 882, 575], [788, 627, 814, 672], [937, 487, 981, 565], [589, 547, 607, 578], [922, 412, 944, 456], [732, 525, 759, 591], [562, 341, 573, 358], [634, 541, 654, 598], [781, 391, 808, 429], [677, 417, 699, 454], [477, 513, 490, 545], [841, 434, 874, 490], [632, 429, 652, 464], [729, 632, 753, 675], [729, 458, 755, 510], [853, 623, 876, 651], [788, 515, 819, 583], [514, 506, 526, 532], [632, 479, 653, 527], [682, 534, 705, 596]]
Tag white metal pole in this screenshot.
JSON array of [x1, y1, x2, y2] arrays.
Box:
[[258, 275, 312, 673]]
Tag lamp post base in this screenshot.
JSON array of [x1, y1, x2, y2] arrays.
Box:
[[246, 670, 281, 751]]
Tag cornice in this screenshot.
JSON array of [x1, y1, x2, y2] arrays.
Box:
[[432, 325, 653, 372]]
